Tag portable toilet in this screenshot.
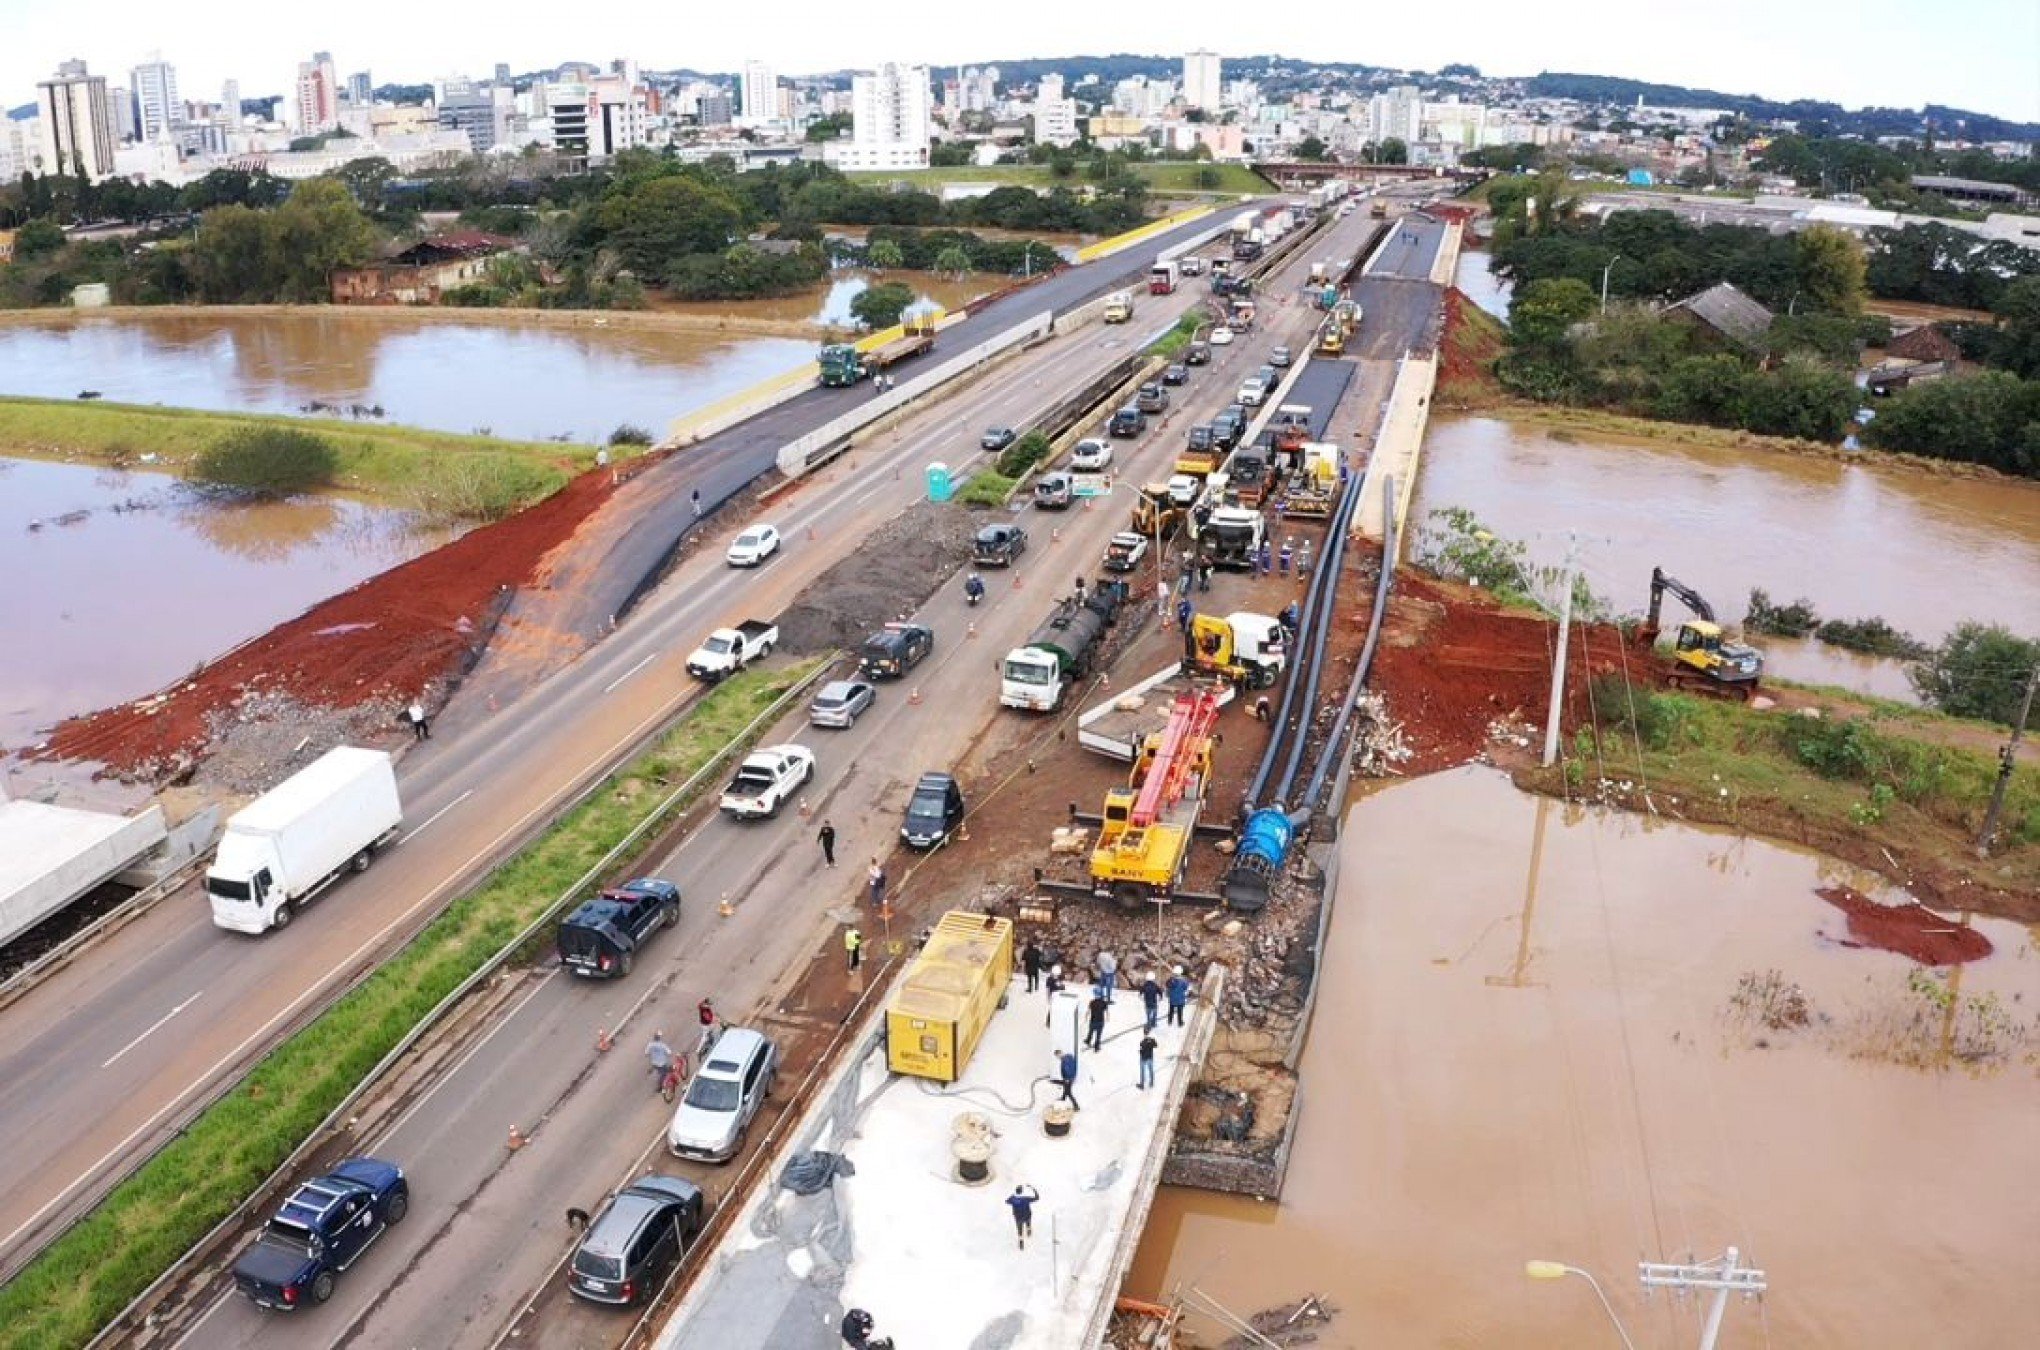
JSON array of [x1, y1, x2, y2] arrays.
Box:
[[926, 462, 954, 503]]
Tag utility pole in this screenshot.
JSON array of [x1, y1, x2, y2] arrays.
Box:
[[1541, 533, 1580, 768], [1977, 661, 2039, 858], [1639, 1248, 1768, 1350]]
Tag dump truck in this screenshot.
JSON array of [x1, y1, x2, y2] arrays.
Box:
[[886, 911, 1014, 1083], [207, 747, 403, 934], [817, 320, 937, 386], [999, 580, 1129, 712]]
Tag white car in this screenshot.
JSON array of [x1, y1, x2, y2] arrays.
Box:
[[1209, 325, 1235, 346], [718, 744, 815, 819], [1238, 377, 1269, 407], [725, 524, 781, 567], [1166, 474, 1202, 507], [1070, 439, 1114, 472]]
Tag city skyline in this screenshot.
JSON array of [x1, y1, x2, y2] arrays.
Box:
[[4, 0, 2037, 125]]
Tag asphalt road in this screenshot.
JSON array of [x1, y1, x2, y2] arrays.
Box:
[[0, 213, 1257, 1284], [164, 201, 1405, 1350]]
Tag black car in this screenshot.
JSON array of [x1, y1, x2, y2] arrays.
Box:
[[1211, 407, 1247, 449], [901, 772, 966, 849], [1135, 382, 1169, 414], [1108, 406, 1146, 438], [1185, 424, 1217, 453], [860, 622, 934, 679], [1161, 363, 1189, 386], [1184, 342, 1211, 366], [980, 426, 1017, 451], [232, 1158, 409, 1310], [568, 1175, 705, 1307], [972, 522, 1029, 567], [556, 877, 681, 979]]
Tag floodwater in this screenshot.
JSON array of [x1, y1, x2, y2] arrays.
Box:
[[0, 312, 814, 442], [653, 269, 991, 328], [0, 457, 455, 749], [1130, 768, 2040, 1348], [1410, 416, 2040, 700], [1454, 247, 1513, 319]]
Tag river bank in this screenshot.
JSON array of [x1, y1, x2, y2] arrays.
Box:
[[0, 300, 831, 340]]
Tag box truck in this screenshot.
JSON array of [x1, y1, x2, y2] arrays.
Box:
[[207, 747, 403, 934]]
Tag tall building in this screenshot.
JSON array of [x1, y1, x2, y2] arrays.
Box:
[[107, 85, 136, 142], [697, 92, 732, 126], [296, 52, 339, 133], [346, 71, 373, 106], [37, 61, 117, 179], [132, 58, 179, 141], [1366, 85, 1422, 149], [739, 60, 777, 126], [494, 63, 512, 85], [1032, 73, 1077, 147], [220, 79, 241, 120], [1182, 49, 1222, 112], [825, 63, 930, 171]]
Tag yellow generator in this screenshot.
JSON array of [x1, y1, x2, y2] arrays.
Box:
[[886, 911, 1015, 1083], [1091, 689, 1221, 910]]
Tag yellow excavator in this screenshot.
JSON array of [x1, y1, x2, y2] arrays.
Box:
[[1639, 567, 1764, 698]]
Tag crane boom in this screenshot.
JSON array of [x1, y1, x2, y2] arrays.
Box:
[[1131, 689, 1222, 826]]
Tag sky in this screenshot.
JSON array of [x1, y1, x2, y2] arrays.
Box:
[[5, 0, 2037, 124]]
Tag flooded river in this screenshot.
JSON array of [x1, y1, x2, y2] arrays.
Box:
[[0, 457, 453, 749], [1453, 247, 1512, 320], [1410, 416, 2040, 700], [653, 269, 990, 328], [0, 312, 815, 442], [1130, 769, 2040, 1348]]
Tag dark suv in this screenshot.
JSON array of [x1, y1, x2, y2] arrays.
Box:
[[901, 772, 966, 849], [1108, 406, 1145, 438], [860, 623, 934, 679], [556, 877, 681, 979], [1185, 424, 1216, 453], [973, 523, 1029, 567], [231, 1158, 409, 1310], [568, 1175, 705, 1307]]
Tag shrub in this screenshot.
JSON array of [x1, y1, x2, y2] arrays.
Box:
[[1910, 623, 2040, 726], [956, 471, 1017, 507], [1814, 616, 1929, 660], [995, 431, 1051, 478], [1744, 588, 1819, 638], [607, 423, 654, 447], [192, 426, 338, 498]]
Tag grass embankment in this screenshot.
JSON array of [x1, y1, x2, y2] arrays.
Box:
[[0, 663, 817, 1350], [1523, 680, 2040, 910], [1148, 311, 1204, 359], [0, 396, 613, 519], [845, 162, 1272, 196]]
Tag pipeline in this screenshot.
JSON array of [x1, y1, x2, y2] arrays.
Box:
[[1298, 474, 1399, 816]]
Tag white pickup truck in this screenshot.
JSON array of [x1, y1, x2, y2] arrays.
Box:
[[686, 620, 778, 681], [718, 745, 815, 819]]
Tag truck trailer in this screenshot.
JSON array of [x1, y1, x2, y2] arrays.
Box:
[[816, 320, 936, 387], [1147, 260, 1178, 295], [207, 747, 403, 934]]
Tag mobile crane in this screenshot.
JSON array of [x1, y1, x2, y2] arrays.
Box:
[[1090, 688, 1222, 910]]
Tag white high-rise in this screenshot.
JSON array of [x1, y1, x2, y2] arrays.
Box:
[[739, 60, 778, 127], [1183, 49, 1222, 111], [132, 58, 179, 141], [824, 63, 930, 172], [1367, 85, 1423, 148], [37, 60, 117, 179]]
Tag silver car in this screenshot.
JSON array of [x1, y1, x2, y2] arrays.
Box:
[[667, 1028, 778, 1163], [808, 679, 876, 728]]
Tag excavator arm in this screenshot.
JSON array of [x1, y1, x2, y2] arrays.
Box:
[[1644, 566, 1715, 637]]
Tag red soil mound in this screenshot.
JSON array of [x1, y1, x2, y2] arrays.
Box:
[[1816, 885, 1994, 966]]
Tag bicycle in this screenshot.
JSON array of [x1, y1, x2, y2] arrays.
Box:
[[658, 1053, 689, 1103]]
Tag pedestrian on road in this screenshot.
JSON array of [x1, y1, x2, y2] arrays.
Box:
[[1156, 580, 1170, 624], [817, 820, 837, 868], [645, 1032, 674, 1088], [1097, 950, 1118, 1001], [1137, 1033, 1158, 1090], [407, 701, 430, 740], [691, 488, 703, 520], [1022, 939, 1043, 992], [1139, 972, 1162, 1032], [1166, 967, 1192, 1027], [845, 925, 863, 972], [1199, 561, 1213, 592], [1074, 576, 1087, 603], [1175, 597, 1192, 632], [1006, 1185, 1041, 1248], [1254, 695, 1272, 723], [1256, 542, 1272, 576], [867, 859, 887, 909], [1085, 992, 1109, 1051], [1056, 1050, 1080, 1109]]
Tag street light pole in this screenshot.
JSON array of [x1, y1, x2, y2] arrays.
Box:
[[1541, 532, 1580, 768], [1599, 255, 1621, 313], [1525, 1261, 1639, 1350]]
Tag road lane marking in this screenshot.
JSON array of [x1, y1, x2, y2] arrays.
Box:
[[374, 966, 562, 1146], [101, 991, 204, 1070], [399, 790, 473, 846], [603, 653, 658, 694]]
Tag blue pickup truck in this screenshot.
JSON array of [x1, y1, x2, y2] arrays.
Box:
[[231, 1158, 409, 1309]]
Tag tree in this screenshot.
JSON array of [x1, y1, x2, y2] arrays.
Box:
[[327, 156, 397, 207], [269, 178, 376, 302], [1194, 165, 1222, 190], [1864, 371, 2040, 477], [595, 175, 746, 278], [1295, 135, 1328, 162], [849, 280, 914, 330], [1377, 137, 1409, 165], [1508, 277, 1597, 349], [1909, 624, 2040, 726], [1793, 225, 1866, 316], [933, 244, 972, 276], [12, 218, 65, 259], [804, 113, 851, 143], [866, 238, 905, 269], [189, 204, 279, 302], [1990, 275, 2040, 379]]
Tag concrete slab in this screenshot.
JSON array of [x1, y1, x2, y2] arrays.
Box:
[[0, 799, 166, 946]]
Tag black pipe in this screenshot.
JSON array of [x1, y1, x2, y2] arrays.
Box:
[[1301, 474, 1399, 814]]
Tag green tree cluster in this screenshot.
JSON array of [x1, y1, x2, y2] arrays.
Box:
[[1864, 371, 2040, 478], [1909, 624, 2040, 726], [849, 281, 915, 330], [193, 426, 339, 498], [188, 179, 377, 303]]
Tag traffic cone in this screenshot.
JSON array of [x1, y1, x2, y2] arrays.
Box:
[[719, 892, 736, 917], [507, 1125, 526, 1151], [595, 1028, 613, 1054], [1052, 527, 1061, 543], [967, 622, 977, 640], [910, 688, 923, 706]]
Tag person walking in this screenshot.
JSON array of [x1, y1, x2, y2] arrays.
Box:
[[1174, 596, 1193, 632], [691, 488, 703, 520], [697, 997, 717, 1033], [1022, 939, 1043, 993], [1006, 1184, 1041, 1249], [1137, 1032, 1158, 1090], [407, 700, 430, 740], [867, 859, 887, 910], [1085, 992, 1109, 1051], [1199, 560, 1213, 593], [1278, 537, 1294, 576], [1138, 972, 1162, 1033], [645, 1031, 674, 1091], [844, 925, 863, 972], [1166, 967, 1192, 1027], [1096, 950, 1119, 1002], [1296, 538, 1313, 580], [1056, 1050, 1080, 1109], [817, 820, 837, 868]]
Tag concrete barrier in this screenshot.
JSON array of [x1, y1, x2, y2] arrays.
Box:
[[1074, 203, 1218, 265], [664, 360, 818, 448], [1429, 216, 1466, 286], [1353, 354, 1438, 543]]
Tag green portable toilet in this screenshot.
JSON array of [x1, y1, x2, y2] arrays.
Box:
[[926, 462, 954, 503]]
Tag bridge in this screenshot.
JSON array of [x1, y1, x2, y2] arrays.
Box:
[[1254, 160, 1491, 188]]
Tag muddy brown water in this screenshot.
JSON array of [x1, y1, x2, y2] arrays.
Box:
[[1410, 416, 2040, 701], [1129, 768, 2040, 1348], [0, 311, 814, 442], [0, 457, 455, 750]]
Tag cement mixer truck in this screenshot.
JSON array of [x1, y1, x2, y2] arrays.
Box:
[[999, 580, 1129, 712]]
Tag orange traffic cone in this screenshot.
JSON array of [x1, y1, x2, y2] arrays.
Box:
[[966, 622, 977, 640], [909, 688, 923, 706], [595, 1028, 613, 1054], [507, 1124, 527, 1151]]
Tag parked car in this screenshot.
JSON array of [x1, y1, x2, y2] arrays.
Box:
[[973, 522, 1029, 567], [719, 745, 815, 819], [1135, 382, 1169, 414], [1238, 377, 1269, 407], [808, 679, 876, 729], [1033, 471, 1073, 509], [568, 1176, 705, 1307], [724, 524, 781, 568], [231, 1158, 409, 1310], [1161, 363, 1189, 386], [1071, 439, 1113, 472], [980, 426, 1017, 451], [1270, 345, 1293, 368], [901, 771, 966, 849], [667, 1027, 779, 1162], [685, 620, 777, 681], [1211, 406, 1248, 449], [1108, 406, 1146, 438], [860, 622, 933, 679], [1103, 532, 1150, 573], [557, 878, 681, 979], [1209, 326, 1234, 346], [1184, 342, 1212, 366]]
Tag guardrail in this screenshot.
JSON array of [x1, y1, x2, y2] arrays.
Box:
[[664, 360, 819, 448], [1074, 203, 1219, 264]]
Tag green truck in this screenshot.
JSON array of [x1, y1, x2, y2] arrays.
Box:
[[816, 320, 938, 388]]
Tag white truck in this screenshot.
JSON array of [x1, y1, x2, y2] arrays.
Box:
[[685, 619, 778, 681], [206, 746, 403, 934]]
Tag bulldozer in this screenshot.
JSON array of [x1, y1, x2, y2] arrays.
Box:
[[1639, 567, 1764, 698]]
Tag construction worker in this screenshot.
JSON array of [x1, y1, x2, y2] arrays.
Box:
[[845, 925, 863, 972]]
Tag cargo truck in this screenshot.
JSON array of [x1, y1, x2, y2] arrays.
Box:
[[1147, 259, 1178, 295], [999, 580, 1129, 712], [816, 320, 936, 387], [207, 747, 403, 934]]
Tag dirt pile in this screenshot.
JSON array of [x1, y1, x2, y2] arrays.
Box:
[[775, 503, 985, 656], [37, 469, 624, 783], [1816, 885, 1995, 965]]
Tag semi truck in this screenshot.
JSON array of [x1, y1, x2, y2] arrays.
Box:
[[816, 320, 937, 387], [207, 747, 403, 934], [999, 580, 1129, 712], [1147, 260, 1178, 295]]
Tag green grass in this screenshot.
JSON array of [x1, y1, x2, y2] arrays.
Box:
[[0, 396, 614, 520], [844, 162, 1271, 196], [956, 471, 1019, 507], [0, 663, 817, 1350], [1148, 311, 1204, 359]]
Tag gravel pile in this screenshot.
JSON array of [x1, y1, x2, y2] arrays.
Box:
[[776, 502, 985, 656]]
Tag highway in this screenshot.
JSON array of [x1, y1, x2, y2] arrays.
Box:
[[0, 206, 1254, 1284], [157, 201, 1413, 1350]]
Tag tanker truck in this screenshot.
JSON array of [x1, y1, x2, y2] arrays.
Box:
[[999, 580, 1129, 712]]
